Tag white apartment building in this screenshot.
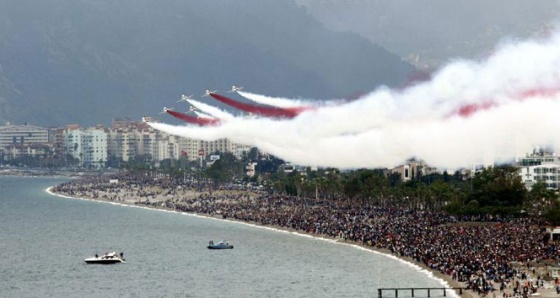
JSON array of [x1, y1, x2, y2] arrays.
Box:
[[133, 127, 158, 162], [177, 137, 252, 162], [517, 150, 560, 190], [199, 139, 231, 160], [107, 128, 136, 162], [107, 123, 181, 164], [63, 128, 107, 169], [0, 120, 253, 168], [201, 139, 252, 160], [178, 137, 201, 161], [3, 143, 52, 160], [391, 160, 439, 182], [0, 124, 49, 149], [232, 142, 253, 160], [104, 119, 254, 165], [155, 133, 182, 162]]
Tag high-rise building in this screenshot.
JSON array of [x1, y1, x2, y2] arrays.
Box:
[[0, 124, 49, 149], [106, 118, 254, 166], [517, 149, 560, 190], [63, 127, 107, 169]]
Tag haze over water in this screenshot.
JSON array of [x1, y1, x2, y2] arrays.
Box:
[[0, 176, 451, 298]]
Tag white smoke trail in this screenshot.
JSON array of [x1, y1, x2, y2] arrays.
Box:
[[186, 99, 235, 121], [193, 110, 214, 119], [150, 29, 560, 170], [237, 90, 325, 108]]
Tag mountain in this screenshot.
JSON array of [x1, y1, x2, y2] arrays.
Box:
[[0, 0, 415, 127], [295, 0, 560, 71]]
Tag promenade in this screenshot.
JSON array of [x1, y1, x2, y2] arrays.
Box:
[[51, 173, 560, 298]]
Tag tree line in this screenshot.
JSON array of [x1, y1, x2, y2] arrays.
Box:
[[6, 147, 560, 224], [120, 150, 560, 224]]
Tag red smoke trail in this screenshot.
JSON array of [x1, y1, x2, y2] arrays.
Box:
[[210, 93, 302, 118], [450, 84, 560, 118], [166, 110, 220, 126], [516, 85, 560, 100], [455, 101, 497, 117]]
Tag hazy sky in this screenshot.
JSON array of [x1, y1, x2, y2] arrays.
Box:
[[295, 0, 560, 69], [0, 0, 417, 126], [2, 0, 560, 168], [150, 26, 560, 169]]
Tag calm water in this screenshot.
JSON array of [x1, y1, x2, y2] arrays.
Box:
[[0, 176, 452, 298]]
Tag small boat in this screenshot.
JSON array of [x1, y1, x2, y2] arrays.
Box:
[[207, 240, 233, 249], [84, 251, 126, 264]]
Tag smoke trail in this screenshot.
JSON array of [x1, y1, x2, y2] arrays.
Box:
[[186, 99, 236, 121], [193, 110, 214, 119], [149, 29, 560, 170], [237, 90, 321, 109], [185, 105, 216, 119], [209, 93, 301, 118], [165, 109, 220, 126]]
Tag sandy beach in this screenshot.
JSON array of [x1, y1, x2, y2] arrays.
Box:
[[49, 177, 560, 298]]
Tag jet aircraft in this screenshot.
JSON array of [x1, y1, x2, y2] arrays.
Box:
[[202, 89, 218, 97], [159, 106, 174, 114], [228, 85, 244, 93], [177, 94, 194, 102]]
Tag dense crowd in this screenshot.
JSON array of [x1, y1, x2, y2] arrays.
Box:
[[53, 173, 560, 297]]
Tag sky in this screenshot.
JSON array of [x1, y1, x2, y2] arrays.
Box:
[[149, 26, 560, 170], [3, 1, 560, 170], [295, 0, 560, 70], [0, 0, 413, 127]]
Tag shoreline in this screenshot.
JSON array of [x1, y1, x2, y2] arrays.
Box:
[[44, 173, 560, 298], [45, 185, 471, 298]]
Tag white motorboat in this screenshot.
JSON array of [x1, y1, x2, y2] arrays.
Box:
[[84, 251, 125, 264], [207, 240, 233, 249]]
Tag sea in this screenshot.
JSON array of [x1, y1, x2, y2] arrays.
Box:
[[0, 176, 456, 298]]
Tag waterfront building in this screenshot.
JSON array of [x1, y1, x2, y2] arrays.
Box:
[[517, 149, 560, 190], [133, 126, 158, 162], [63, 127, 107, 169], [177, 135, 252, 162], [3, 143, 52, 161], [0, 124, 49, 149], [48, 127, 66, 160], [391, 160, 439, 182], [200, 139, 251, 161], [107, 118, 254, 165], [0, 124, 51, 161], [107, 120, 181, 164], [154, 131, 182, 162], [107, 127, 136, 162]]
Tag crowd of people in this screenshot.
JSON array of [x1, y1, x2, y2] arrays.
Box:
[[52, 173, 560, 297]]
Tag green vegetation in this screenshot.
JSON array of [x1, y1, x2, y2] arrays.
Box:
[[4, 147, 558, 220], [147, 151, 556, 220]]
